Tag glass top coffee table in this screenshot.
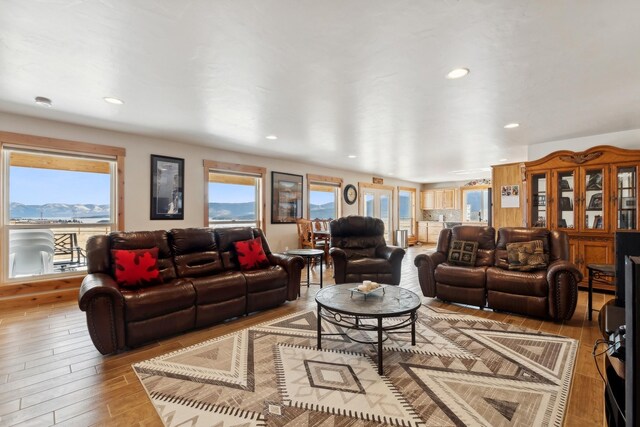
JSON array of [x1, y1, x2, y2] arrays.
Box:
[[315, 283, 421, 375]]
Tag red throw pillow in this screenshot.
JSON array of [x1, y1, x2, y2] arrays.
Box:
[[112, 248, 162, 287], [234, 237, 270, 271]]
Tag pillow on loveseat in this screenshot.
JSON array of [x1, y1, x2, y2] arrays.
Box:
[[447, 240, 478, 266], [234, 237, 270, 271], [506, 240, 548, 271], [112, 247, 162, 287]]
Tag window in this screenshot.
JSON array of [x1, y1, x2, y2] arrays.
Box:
[[462, 187, 490, 222], [398, 187, 416, 237], [2, 143, 122, 282], [204, 160, 265, 229], [307, 174, 342, 220]]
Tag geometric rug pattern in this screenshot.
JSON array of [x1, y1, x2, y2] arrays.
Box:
[[133, 305, 577, 426]]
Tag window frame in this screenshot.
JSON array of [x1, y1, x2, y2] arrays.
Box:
[[306, 174, 343, 220], [0, 131, 125, 285], [397, 186, 416, 238], [461, 185, 491, 223], [203, 160, 266, 231]]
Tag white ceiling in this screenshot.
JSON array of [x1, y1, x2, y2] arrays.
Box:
[[1, 1, 640, 183]]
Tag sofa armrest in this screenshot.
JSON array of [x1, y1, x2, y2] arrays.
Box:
[[376, 245, 405, 263], [376, 245, 406, 285], [268, 253, 305, 301], [78, 273, 126, 354], [546, 260, 583, 321], [330, 247, 348, 284], [414, 252, 447, 297]]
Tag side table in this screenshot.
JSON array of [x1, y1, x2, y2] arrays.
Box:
[[284, 248, 324, 290], [587, 264, 615, 321]]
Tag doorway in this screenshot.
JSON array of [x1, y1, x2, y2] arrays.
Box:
[[359, 183, 394, 242]]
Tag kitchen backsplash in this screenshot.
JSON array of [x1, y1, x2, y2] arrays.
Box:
[[422, 209, 462, 221]]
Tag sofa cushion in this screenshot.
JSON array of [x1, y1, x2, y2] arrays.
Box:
[[447, 240, 478, 266], [346, 258, 392, 274], [435, 263, 486, 288], [112, 248, 162, 288], [244, 266, 287, 293], [506, 240, 548, 271], [122, 279, 195, 322], [486, 267, 548, 297], [234, 237, 270, 271]]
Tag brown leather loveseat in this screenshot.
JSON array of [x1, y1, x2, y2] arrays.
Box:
[[414, 226, 582, 321], [78, 227, 304, 354], [330, 216, 405, 285]]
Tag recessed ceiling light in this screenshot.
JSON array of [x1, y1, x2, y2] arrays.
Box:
[[446, 68, 470, 79], [34, 96, 52, 107], [388, 172, 394, 176], [504, 123, 520, 129], [265, 135, 278, 140], [103, 97, 124, 105], [499, 158, 508, 162], [347, 155, 357, 159]]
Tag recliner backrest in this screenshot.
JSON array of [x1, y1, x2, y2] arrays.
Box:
[[170, 228, 223, 277], [437, 225, 496, 267], [494, 227, 567, 269], [109, 230, 177, 281], [214, 227, 256, 270], [330, 216, 386, 259]]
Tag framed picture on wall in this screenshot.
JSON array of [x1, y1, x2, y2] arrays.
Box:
[[150, 155, 184, 220], [271, 172, 303, 223]]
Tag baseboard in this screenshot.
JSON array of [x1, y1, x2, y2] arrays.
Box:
[[0, 286, 79, 309]]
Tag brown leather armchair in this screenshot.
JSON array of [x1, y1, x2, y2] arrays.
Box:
[[486, 227, 582, 321], [329, 216, 405, 285], [414, 225, 496, 308]]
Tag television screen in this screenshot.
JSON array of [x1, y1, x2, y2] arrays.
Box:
[[614, 231, 640, 306]]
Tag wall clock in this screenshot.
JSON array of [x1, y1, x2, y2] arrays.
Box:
[[344, 184, 357, 205]]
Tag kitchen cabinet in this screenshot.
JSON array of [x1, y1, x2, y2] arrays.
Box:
[[525, 145, 640, 290], [417, 221, 428, 242], [421, 188, 458, 210], [427, 221, 444, 243]]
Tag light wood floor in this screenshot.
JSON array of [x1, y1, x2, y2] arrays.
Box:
[[0, 245, 610, 426]]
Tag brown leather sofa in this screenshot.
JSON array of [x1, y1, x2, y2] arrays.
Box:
[[78, 227, 304, 354], [414, 226, 582, 321], [329, 216, 405, 285], [415, 225, 496, 308]]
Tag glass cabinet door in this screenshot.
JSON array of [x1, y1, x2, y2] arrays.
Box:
[[616, 166, 637, 230], [530, 173, 547, 227], [584, 168, 605, 230], [557, 171, 575, 229]]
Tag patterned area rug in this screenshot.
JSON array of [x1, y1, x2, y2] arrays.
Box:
[[133, 306, 577, 426]]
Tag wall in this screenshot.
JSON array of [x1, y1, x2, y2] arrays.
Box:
[[528, 129, 640, 160], [0, 112, 422, 252]]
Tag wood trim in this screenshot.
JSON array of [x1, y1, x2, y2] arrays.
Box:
[[0, 276, 81, 299], [203, 160, 266, 176], [203, 159, 267, 231], [525, 145, 640, 168], [307, 174, 343, 184], [116, 155, 125, 231], [9, 152, 111, 173], [0, 131, 125, 157], [358, 182, 394, 191]]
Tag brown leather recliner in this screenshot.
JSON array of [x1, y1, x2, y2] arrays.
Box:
[[329, 216, 405, 285], [78, 227, 304, 354], [414, 225, 496, 308], [486, 227, 582, 321]]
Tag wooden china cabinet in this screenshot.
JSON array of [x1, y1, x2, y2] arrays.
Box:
[[524, 145, 640, 291]]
